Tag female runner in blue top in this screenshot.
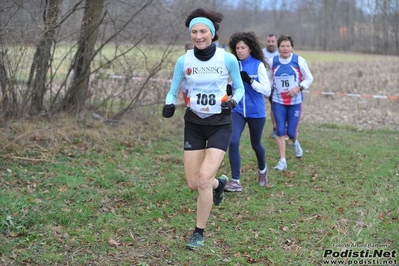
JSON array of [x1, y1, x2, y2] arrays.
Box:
[[224, 31, 271, 192], [162, 8, 244, 250]]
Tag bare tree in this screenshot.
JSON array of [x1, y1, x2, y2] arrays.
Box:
[[0, 35, 17, 122], [392, 0, 399, 54], [28, 0, 61, 116], [60, 0, 104, 116], [381, 0, 390, 54], [2, 0, 399, 124]]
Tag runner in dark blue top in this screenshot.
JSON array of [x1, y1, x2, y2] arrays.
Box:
[[224, 32, 271, 192]]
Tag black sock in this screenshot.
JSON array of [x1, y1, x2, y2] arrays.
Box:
[[194, 227, 204, 237]]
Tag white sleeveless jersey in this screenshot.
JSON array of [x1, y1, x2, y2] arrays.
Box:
[[184, 48, 229, 114]]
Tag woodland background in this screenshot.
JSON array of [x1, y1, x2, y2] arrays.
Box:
[[0, 0, 399, 125]]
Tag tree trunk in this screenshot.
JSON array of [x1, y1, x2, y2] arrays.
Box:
[[0, 35, 19, 123], [382, 0, 389, 54], [28, 0, 61, 116], [61, 0, 104, 117], [0, 46, 12, 121]]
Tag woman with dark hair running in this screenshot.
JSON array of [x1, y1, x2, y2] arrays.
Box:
[[224, 31, 271, 192], [162, 8, 244, 250]]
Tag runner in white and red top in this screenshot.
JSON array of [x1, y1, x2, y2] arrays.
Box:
[[268, 34, 314, 171]]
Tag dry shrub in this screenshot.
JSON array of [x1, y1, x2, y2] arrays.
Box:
[[0, 109, 184, 164]]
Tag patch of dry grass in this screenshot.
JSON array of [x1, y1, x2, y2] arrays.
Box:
[[1, 108, 184, 164], [303, 56, 399, 130]]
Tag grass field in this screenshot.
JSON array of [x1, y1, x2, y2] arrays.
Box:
[[0, 106, 398, 265], [1, 50, 399, 265]]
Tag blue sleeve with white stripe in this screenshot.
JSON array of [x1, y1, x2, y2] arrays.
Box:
[[165, 55, 185, 104], [224, 53, 244, 104]]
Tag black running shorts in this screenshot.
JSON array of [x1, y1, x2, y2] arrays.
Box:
[[183, 121, 232, 151]]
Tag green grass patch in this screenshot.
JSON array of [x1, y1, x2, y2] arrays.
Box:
[[1, 109, 398, 265]]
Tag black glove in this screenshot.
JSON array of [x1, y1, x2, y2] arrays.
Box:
[[162, 104, 175, 118], [221, 100, 236, 116], [226, 84, 232, 96], [240, 71, 253, 84]]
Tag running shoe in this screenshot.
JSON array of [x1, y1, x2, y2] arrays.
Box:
[[258, 167, 268, 187], [274, 159, 287, 171], [291, 140, 303, 158], [186, 232, 204, 250], [224, 179, 242, 192], [213, 175, 228, 205]]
